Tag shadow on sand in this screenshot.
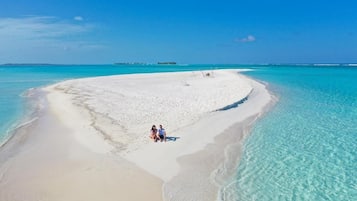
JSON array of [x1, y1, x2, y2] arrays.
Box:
[[166, 136, 180, 142]]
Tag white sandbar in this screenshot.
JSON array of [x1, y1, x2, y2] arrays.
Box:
[[0, 69, 274, 201]]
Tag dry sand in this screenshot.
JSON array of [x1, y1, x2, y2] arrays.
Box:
[[0, 70, 273, 201], [0, 92, 163, 201]]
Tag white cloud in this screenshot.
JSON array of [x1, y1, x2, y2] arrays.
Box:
[[235, 35, 256, 43], [0, 16, 92, 39], [0, 16, 103, 63], [74, 16, 84, 21]]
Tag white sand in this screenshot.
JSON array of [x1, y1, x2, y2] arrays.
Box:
[[0, 100, 163, 201], [0, 69, 274, 201], [46, 70, 253, 156]]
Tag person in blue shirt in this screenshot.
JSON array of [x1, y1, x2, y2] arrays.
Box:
[[158, 124, 167, 142]]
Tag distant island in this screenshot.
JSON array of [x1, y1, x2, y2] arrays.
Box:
[[114, 62, 147, 65], [114, 62, 177, 65], [157, 62, 176, 65]]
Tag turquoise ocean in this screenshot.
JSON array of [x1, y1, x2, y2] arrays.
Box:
[[0, 64, 356, 200], [221, 66, 357, 200]]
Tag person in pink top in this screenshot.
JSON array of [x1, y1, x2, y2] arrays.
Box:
[[149, 125, 158, 142]]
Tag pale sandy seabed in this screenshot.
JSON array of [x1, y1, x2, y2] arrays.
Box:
[[0, 70, 274, 201]]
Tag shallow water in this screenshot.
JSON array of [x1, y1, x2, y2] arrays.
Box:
[[220, 66, 357, 200]]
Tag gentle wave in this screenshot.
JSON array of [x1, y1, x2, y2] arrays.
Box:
[[0, 117, 39, 148], [0, 87, 46, 148]]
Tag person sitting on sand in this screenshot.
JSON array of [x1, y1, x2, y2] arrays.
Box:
[[158, 124, 167, 142], [150, 125, 158, 142]]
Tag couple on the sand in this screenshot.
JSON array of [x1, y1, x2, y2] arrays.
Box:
[[150, 124, 166, 142]]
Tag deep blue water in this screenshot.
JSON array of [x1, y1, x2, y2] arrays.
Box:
[[220, 66, 357, 200], [0, 64, 356, 200]]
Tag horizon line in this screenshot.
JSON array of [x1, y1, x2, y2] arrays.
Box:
[[2, 62, 357, 66]]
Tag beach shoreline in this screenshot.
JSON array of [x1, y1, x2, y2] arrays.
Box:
[[158, 77, 275, 200], [0, 87, 163, 201], [0, 70, 274, 201]]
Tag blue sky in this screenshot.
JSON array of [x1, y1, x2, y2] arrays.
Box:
[[0, 0, 357, 64]]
